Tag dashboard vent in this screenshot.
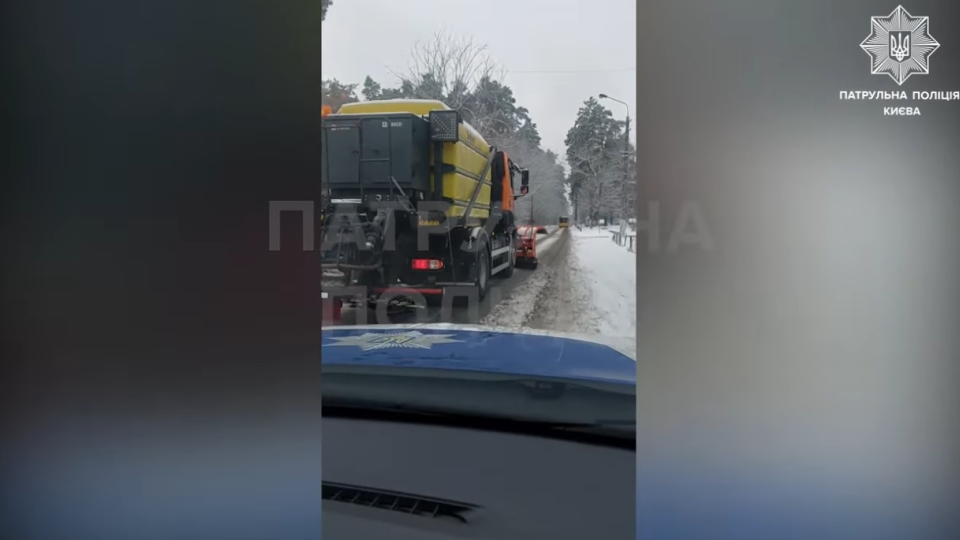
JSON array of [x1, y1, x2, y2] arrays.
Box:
[[322, 481, 479, 523]]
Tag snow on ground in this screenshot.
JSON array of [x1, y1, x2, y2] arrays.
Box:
[[533, 232, 562, 254], [478, 232, 562, 328], [479, 269, 551, 328], [479, 224, 637, 339], [569, 226, 636, 337]]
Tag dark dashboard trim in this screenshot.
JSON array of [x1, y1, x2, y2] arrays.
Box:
[[322, 405, 637, 451]]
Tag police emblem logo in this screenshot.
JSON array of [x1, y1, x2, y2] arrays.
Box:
[[325, 331, 464, 351], [860, 6, 939, 86]]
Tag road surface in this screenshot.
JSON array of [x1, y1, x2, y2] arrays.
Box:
[[323, 224, 638, 340], [327, 227, 568, 326]]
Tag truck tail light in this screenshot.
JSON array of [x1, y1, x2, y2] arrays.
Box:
[[412, 259, 444, 270]]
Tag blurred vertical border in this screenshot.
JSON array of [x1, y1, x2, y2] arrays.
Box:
[[636, 1, 960, 539], [0, 2, 322, 539]]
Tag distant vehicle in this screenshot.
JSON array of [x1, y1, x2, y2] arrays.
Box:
[[322, 324, 636, 540], [558, 216, 570, 228], [515, 225, 540, 269]]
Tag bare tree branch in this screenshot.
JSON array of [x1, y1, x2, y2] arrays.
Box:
[[388, 29, 502, 109]]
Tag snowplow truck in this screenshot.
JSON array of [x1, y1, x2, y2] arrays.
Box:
[[321, 99, 530, 305]]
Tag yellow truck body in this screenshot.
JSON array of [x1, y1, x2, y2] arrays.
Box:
[[336, 99, 492, 221]]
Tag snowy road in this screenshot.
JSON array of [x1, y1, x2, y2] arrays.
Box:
[[327, 224, 637, 338], [484, 225, 637, 338], [332, 226, 565, 326]]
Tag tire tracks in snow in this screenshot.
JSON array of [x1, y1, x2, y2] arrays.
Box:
[[478, 230, 567, 328], [524, 230, 597, 334], [479, 229, 593, 332]]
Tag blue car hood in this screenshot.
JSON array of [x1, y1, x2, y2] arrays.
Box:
[[322, 323, 636, 385]]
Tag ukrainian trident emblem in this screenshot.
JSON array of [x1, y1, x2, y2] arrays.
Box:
[[889, 31, 911, 62]]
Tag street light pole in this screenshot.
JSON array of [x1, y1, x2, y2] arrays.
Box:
[[599, 94, 631, 230]]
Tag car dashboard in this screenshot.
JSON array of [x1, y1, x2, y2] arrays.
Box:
[[322, 416, 635, 540]]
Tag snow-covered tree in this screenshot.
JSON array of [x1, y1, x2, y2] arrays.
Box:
[[564, 97, 630, 225]]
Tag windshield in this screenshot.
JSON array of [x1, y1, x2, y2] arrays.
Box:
[[321, 3, 636, 341], [321, 0, 636, 423]]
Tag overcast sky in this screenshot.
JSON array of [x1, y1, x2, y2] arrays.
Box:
[[321, 0, 636, 157]]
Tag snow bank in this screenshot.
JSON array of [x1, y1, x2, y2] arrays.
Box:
[[569, 226, 636, 337]]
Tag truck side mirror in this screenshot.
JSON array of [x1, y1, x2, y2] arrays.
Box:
[[520, 169, 529, 195]]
